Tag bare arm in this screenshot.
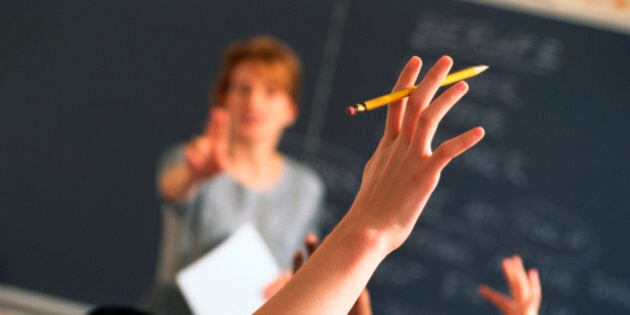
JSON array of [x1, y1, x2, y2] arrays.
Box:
[[285, 234, 373, 315], [255, 55, 485, 314]]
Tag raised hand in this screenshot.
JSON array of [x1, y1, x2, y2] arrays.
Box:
[[479, 255, 542, 315], [255, 56, 485, 315], [184, 107, 231, 179], [343, 55, 485, 252]]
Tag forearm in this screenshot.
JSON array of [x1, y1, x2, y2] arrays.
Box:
[[158, 160, 201, 202], [255, 217, 390, 315], [256, 55, 485, 314]]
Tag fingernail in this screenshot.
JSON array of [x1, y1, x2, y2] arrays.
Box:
[[409, 56, 420, 66], [439, 55, 451, 67], [455, 81, 468, 90], [473, 127, 485, 137]]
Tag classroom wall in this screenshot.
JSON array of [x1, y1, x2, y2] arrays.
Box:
[[2, 1, 629, 314]]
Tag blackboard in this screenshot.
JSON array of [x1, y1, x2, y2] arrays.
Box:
[[0, 0, 334, 305], [291, 1, 630, 314], [2, 1, 629, 314]]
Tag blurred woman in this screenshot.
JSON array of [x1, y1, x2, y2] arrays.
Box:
[[146, 35, 324, 314]]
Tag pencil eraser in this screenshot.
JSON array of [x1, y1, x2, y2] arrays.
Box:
[[345, 106, 357, 116]]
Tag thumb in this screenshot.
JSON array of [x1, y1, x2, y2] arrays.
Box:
[[479, 285, 512, 314]]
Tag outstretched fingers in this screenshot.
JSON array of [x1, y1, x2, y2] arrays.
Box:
[[207, 107, 231, 169], [401, 56, 453, 144], [428, 127, 484, 172], [478, 256, 543, 315], [412, 81, 469, 153], [207, 107, 230, 147], [504, 256, 529, 302], [384, 56, 422, 140]]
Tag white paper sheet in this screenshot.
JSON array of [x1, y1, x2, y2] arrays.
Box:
[[176, 223, 281, 315]]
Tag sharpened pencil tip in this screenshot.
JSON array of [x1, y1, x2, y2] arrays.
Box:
[[475, 65, 489, 73]]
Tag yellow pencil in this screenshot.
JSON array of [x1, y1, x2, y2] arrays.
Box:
[[345, 65, 489, 116]]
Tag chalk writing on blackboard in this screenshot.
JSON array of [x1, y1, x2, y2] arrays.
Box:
[[409, 11, 564, 75]]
